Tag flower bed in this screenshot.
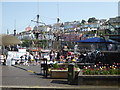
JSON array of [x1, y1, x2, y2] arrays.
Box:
[[82, 63, 120, 75], [49, 63, 80, 78], [78, 63, 120, 85]]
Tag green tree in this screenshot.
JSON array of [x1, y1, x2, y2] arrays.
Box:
[[21, 40, 32, 47], [38, 40, 47, 48], [88, 17, 98, 23], [81, 19, 86, 24]]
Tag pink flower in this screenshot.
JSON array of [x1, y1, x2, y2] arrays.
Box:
[[113, 62, 116, 65]]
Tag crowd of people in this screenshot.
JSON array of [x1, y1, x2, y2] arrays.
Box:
[[17, 52, 40, 66], [48, 49, 105, 64], [7, 44, 80, 65], [0, 44, 116, 66]]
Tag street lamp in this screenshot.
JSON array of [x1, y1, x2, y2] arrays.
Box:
[[60, 23, 64, 49], [14, 29, 16, 36]]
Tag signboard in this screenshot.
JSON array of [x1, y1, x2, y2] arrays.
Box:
[[18, 49, 26, 52]]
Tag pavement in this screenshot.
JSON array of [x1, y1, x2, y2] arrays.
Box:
[[12, 65, 41, 74], [1, 65, 120, 90]]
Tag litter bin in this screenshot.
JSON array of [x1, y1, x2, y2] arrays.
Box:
[[42, 58, 48, 78]]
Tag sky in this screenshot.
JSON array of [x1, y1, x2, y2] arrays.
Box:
[[0, 1, 119, 34]]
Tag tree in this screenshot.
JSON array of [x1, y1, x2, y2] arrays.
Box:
[[21, 40, 32, 47], [81, 19, 86, 24], [88, 17, 98, 23], [38, 40, 47, 48]]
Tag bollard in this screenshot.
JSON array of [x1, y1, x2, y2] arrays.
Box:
[[68, 63, 75, 85]]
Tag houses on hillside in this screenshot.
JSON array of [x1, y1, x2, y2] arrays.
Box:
[[17, 16, 120, 42]]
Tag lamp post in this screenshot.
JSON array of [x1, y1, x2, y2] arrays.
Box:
[[14, 29, 16, 36], [60, 23, 64, 50]]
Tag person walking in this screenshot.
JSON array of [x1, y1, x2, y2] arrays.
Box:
[[34, 55, 39, 65]]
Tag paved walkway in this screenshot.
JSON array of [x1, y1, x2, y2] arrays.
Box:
[[1, 65, 120, 90], [12, 65, 41, 74]]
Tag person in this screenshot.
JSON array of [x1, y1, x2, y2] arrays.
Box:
[[108, 44, 113, 50], [20, 55, 24, 65], [62, 44, 69, 59], [34, 55, 39, 65], [6, 52, 13, 66], [50, 50, 56, 61], [28, 53, 34, 65], [30, 53, 35, 65], [0, 54, 6, 65], [3, 55, 6, 65], [68, 51, 72, 56], [50, 50, 53, 61], [59, 56, 65, 63], [56, 50, 61, 61], [78, 53, 85, 63], [24, 54, 28, 65], [71, 56, 76, 63], [74, 44, 78, 54], [0, 48, 8, 64]]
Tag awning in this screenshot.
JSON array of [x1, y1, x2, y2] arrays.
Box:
[[0, 34, 21, 46], [75, 37, 118, 44]]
